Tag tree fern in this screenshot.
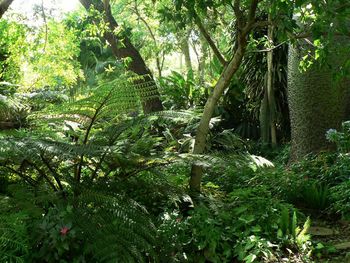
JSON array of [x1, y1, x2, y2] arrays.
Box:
[[0, 211, 29, 263], [74, 189, 156, 262]]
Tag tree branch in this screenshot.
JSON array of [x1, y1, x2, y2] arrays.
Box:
[[41, 155, 64, 191], [193, 11, 227, 66], [4, 166, 37, 186], [27, 160, 57, 191], [0, 0, 13, 19], [243, 0, 259, 34]]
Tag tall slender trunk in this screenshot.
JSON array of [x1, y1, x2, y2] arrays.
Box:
[[0, 0, 14, 19], [189, 0, 259, 194], [180, 31, 193, 76], [259, 16, 277, 147], [198, 34, 208, 88], [189, 42, 247, 193], [266, 15, 277, 147], [259, 91, 269, 142], [79, 0, 163, 113]]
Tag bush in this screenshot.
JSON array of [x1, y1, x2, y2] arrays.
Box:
[[158, 186, 312, 262]]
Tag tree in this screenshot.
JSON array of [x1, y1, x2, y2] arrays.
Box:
[[287, 2, 350, 161], [0, 0, 13, 19], [288, 38, 350, 161], [189, 0, 262, 193], [183, 0, 350, 193], [79, 0, 163, 113]]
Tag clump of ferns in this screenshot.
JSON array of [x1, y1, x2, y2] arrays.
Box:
[[0, 212, 29, 263], [0, 74, 205, 261]]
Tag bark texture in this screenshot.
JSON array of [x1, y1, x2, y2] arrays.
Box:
[[79, 0, 163, 113], [288, 39, 350, 161]]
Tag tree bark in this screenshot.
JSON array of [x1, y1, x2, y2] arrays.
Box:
[[198, 34, 208, 87], [288, 38, 350, 161], [266, 15, 277, 147], [194, 12, 227, 67], [79, 0, 163, 113], [180, 30, 193, 76], [189, 0, 259, 194], [189, 41, 247, 193], [0, 0, 13, 19]]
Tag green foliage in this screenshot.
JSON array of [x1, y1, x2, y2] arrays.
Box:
[[0, 210, 29, 263], [300, 182, 330, 211], [159, 71, 206, 109], [0, 94, 28, 128], [327, 121, 350, 153], [0, 19, 28, 84], [277, 208, 311, 248], [158, 186, 312, 262], [329, 181, 350, 220], [30, 204, 82, 262], [22, 20, 83, 90]]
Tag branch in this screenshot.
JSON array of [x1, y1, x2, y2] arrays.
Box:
[[243, 0, 259, 35], [194, 11, 227, 66], [41, 155, 64, 191], [27, 160, 57, 191], [75, 90, 113, 183], [248, 41, 287, 53], [133, 0, 162, 77], [233, 0, 244, 30], [0, 0, 13, 19], [4, 166, 37, 186]]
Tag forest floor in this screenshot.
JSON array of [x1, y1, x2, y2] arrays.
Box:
[[310, 216, 350, 262]]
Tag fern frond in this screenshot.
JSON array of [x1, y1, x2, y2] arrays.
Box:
[[74, 189, 156, 262], [0, 212, 29, 263]]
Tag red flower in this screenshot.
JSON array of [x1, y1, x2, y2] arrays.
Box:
[[60, 226, 70, 236]]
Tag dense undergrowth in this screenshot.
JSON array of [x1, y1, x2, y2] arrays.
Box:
[[2, 77, 350, 262]]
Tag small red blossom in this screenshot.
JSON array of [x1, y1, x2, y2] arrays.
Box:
[[60, 226, 70, 236]]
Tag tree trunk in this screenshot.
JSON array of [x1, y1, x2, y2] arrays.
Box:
[[189, 42, 247, 193], [79, 0, 163, 113], [180, 31, 193, 76], [0, 0, 13, 19], [259, 90, 270, 142], [188, 0, 259, 194], [288, 38, 350, 161], [194, 12, 227, 66], [198, 34, 208, 87], [266, 17, 277, 147]]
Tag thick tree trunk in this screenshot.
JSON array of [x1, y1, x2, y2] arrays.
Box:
[[288, 38, 350, 161], [79, 0, 163, 113], [0, 0, 13, 19]]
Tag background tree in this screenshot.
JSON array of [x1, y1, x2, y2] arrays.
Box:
[[78, 0, 163, 113]]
